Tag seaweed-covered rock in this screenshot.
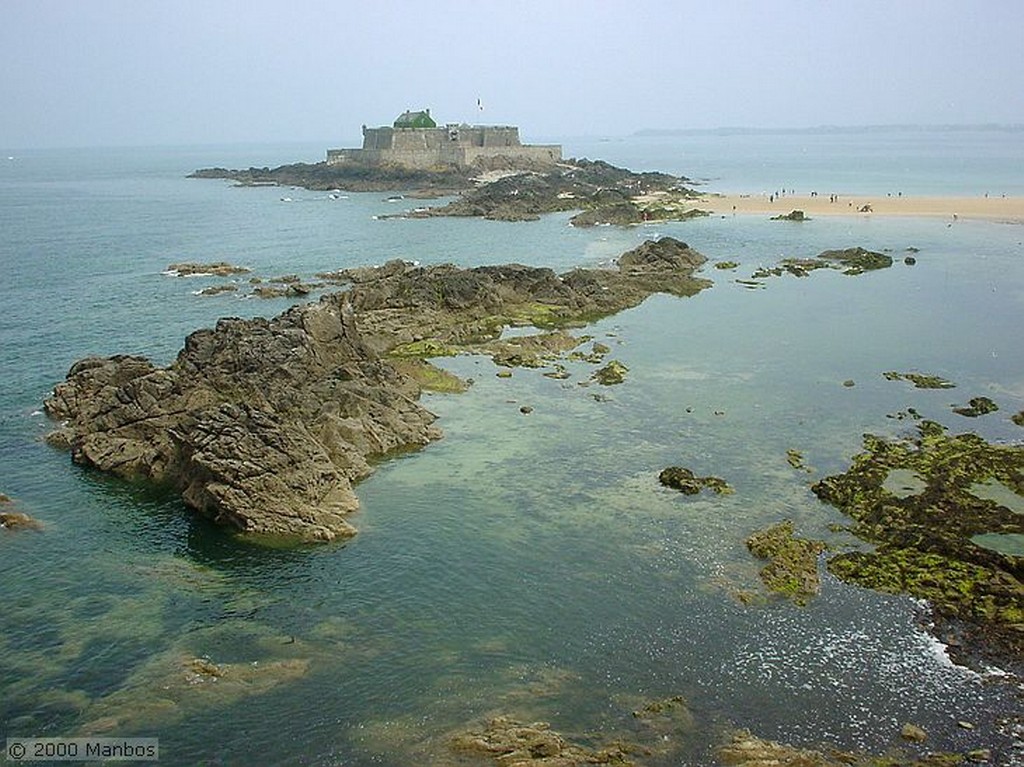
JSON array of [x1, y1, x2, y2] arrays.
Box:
[[816, 246, 892, 274], [718, 730, 846, 766], [745, 520, 827, 605], [592, 360, 629, 385], [1013, 410, 1024, 427], [450, 716, 634, 766], [618, 237, 707, 274], [883, 371, 957, 389], [770, 209, 808, 221], [658, 467, 733, 496], [750, 246, 892, 280], [952, 396, 1000, 417], [812, 422, 1024, 663]]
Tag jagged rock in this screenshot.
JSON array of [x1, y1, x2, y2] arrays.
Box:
[[45, 301, 440, 542], [197, 284, 238, 296], [617, 237, 706, 274], [592, 360, 629, 385], [47, 241, 710, 543]]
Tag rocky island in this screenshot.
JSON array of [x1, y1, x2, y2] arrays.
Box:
[[191, 156, 706, 225], [45, 238, 709, 542]]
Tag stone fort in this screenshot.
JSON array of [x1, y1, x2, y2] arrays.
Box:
[[326, 109, 562, 170]]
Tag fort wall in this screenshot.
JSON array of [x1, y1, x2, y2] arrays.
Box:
[[327, 123, 561, 170]]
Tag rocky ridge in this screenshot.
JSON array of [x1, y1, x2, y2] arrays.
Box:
[[45, 238, 709, 542], [191, 157, 705, 225]]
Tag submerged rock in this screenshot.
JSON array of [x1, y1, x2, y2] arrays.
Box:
[[745, 520, 827, 605], [450, 716, 635, 766], [0, 510, 43, 532], [718, 730, 846, 766], [0, 494, 41, 532]]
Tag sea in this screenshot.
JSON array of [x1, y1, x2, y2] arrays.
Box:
[[1, 127, 1022, 766]]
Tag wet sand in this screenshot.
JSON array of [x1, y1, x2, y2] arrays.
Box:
[[689, 192, 1024, 222]]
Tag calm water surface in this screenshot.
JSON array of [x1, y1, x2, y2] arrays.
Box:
[[1, 132, 1022, 765]]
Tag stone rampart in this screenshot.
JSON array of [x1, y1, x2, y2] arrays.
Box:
[[327, 123, 560, 169]]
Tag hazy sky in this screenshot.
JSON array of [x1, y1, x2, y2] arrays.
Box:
[[4, 0, 1023, 148]]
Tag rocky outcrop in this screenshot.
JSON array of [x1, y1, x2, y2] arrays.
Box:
[[1, 493, 42, 532], [658, 467, 733, 495], [46, 239, 709, 542], [769, 209, 808, 221], [45, 303, 440, 542], [165, 262, 250, 277], [191, 155, 708, 225], [427, 160, 703, 225], [188, 161, 470, 194], [1, 493, 43, 532]]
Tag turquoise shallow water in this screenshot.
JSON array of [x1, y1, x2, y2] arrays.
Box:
[[1, 132, 1023, 765]]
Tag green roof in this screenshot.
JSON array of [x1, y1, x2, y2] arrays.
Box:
[[394, 109, 437, 129]]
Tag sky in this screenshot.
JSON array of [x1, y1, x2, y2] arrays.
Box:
[[3, 0, 1023, 148]]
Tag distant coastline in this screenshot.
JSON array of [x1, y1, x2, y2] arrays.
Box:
[[634, 123, 1024, 137]]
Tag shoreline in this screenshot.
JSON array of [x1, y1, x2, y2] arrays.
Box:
[[688, 191, 1024, 222]]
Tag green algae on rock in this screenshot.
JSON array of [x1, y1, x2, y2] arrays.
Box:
[[750, 246, 892, 280], [717, 728, 969, 767], [592, 360, 630, 386], [952, 396, 1000, 418], [769, 209, 809, 221], [812, 421, 1024, 661], [786, 448, 814, 473], [882, 371, 957, 389], [744, 520, 828, 606], [450, 716, 636, 766], [1012, 410, 1024, 427], [658, 466, 734, 496]]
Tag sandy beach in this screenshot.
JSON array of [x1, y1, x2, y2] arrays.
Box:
[[688, 192, 1024, 222]]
